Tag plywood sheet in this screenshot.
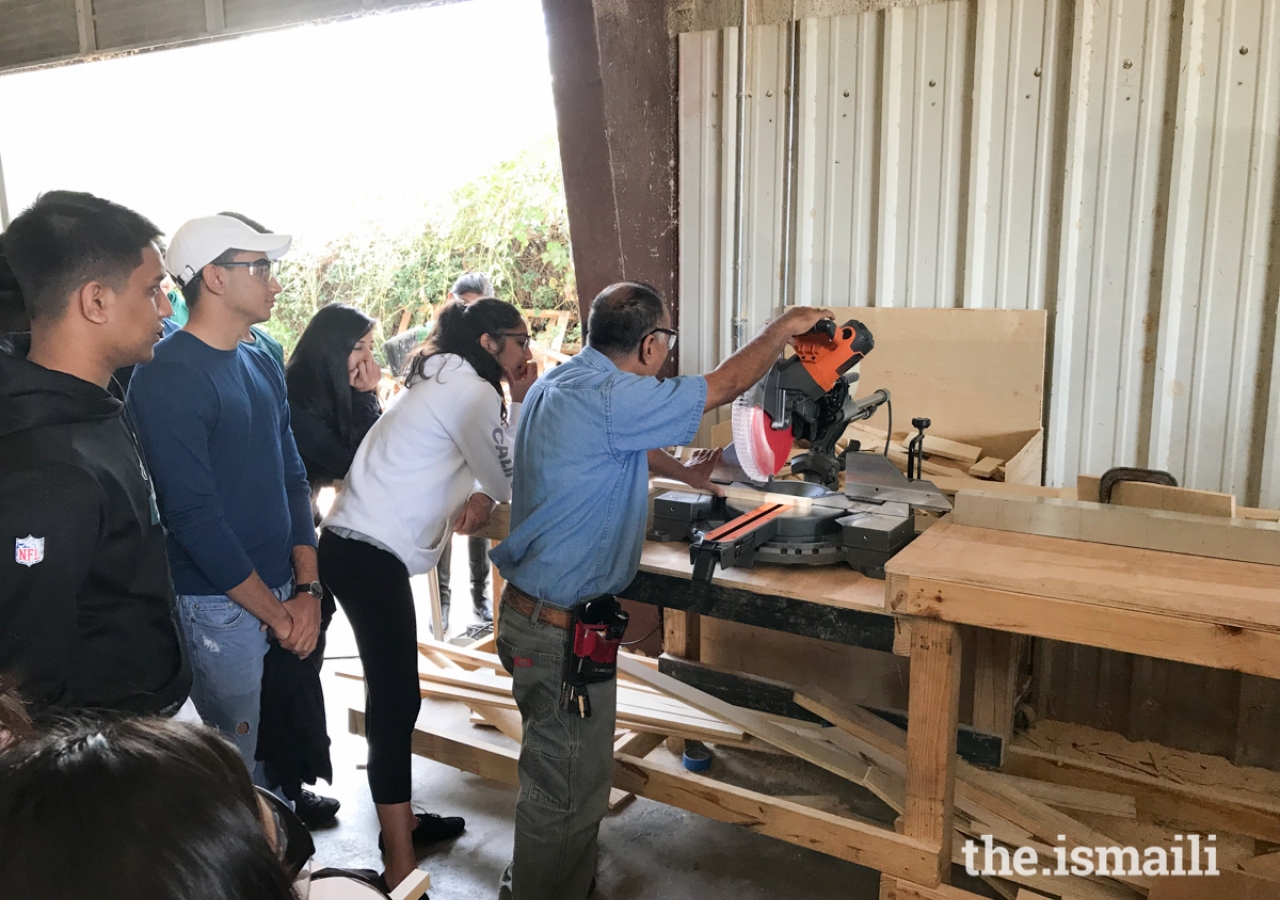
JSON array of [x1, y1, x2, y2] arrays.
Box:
[[827, 308, 1047, 461]]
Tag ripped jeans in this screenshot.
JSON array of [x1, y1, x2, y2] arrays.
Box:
[[177, 580, 292, 777]]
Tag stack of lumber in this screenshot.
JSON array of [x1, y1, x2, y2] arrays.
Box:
[[346, 639, 1280, 899]]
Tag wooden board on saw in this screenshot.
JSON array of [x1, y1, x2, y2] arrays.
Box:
[[636, 539, 886, 613], [951, 490, 1280, 569], [886, 518, 1280, 636], [897, 434, 983, 466]]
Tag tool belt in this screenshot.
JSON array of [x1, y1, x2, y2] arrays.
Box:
[[502, 583, 576, 630], [501, 584, 629, 718], [561, 596, 629, 718]]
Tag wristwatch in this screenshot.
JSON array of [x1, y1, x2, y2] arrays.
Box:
[[297, 580, 323, 600]]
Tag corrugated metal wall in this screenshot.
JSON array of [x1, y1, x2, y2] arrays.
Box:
[[678, 0, 1280, 507]]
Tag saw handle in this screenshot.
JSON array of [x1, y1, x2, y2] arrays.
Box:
[[808, 318, 838, 340]]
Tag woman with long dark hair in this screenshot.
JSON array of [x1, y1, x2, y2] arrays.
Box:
[[286, 302, 382, 494], [279, 302, 381, 831], [319, 298, 536, 891]]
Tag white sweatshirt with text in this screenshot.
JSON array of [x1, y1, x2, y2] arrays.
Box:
[[322, 354, 519, 576]]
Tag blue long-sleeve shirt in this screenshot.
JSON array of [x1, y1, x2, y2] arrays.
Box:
[[127, 331, 315, 596]]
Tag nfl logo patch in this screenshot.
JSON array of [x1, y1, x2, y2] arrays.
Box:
[[15, 535, 44, 567]]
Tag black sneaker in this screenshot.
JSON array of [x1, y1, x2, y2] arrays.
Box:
[[295, 789, 340, 829], [378, 812, 466, 851]]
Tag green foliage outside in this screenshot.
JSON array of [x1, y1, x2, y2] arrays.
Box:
[[259, 137, 577, 358]]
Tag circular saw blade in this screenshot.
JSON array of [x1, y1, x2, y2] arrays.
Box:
[[731, 394, 793, 482]]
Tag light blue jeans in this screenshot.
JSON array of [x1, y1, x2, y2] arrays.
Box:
[[177, 580, 292, 778]]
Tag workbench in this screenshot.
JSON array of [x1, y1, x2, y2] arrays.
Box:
[[394, 488, 1280, 897], [878, 517, 1280, 899]]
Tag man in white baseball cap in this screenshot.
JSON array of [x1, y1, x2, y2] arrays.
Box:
[[127, 215, 322, 799], [165, 214, 292, 293]]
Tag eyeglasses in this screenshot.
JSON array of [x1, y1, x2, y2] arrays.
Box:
[[645, 327, 678, 350], [219, 258, 280, 283], [497, 331, 531, 350]]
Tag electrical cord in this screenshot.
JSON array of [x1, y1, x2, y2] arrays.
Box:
[[884, 395, 892, 456], [623, 623, 662, 646]]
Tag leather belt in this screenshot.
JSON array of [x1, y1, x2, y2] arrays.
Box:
[[501, 583, 575, 630]]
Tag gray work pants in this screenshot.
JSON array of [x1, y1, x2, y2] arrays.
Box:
[[496, 590, 616, 900]]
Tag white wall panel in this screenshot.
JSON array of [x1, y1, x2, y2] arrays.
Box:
[[1153, 0, 1280, 500], [795, 13, 881, 309], [680, 0, 1280, 505], [1048, 0, 1177, 487]]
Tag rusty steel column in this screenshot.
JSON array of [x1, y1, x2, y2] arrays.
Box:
[[541, 0, 678, 371]]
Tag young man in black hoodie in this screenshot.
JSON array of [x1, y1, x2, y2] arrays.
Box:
[[0, 191, 191, 717]]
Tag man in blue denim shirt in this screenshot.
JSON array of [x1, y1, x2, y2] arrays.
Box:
[[491, 282, 831, 900]]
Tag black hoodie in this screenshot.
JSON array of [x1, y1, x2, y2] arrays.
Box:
[[0, 336, 191, 716]]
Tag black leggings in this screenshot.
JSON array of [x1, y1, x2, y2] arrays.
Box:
[[318, 529, 419, 805]]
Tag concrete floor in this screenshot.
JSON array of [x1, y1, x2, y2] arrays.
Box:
[[312, 536, 994, 900]]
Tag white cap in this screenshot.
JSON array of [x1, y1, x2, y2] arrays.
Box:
[[165, 215, 292, 286]]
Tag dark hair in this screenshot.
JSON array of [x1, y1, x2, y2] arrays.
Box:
[[586, 281, 666, 358], [218, 211, 268, 233], [179, 247, 241, 307], [180, 212, 268, 307], [0, 678, 33, 751], [0, 244, 29, 333], [452, 271, 493, 298], [0, 190, 162, 323], [405, 298, 523, 422], [286, 303, 377, 445], [0, 717, 295, 900]]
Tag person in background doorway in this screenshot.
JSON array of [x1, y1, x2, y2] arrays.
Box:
[[320, 298, 536, 891], [383, 271, 499, 629], [0, 191, 191, 720]]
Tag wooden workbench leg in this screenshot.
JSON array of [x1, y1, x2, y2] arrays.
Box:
[[971, 630, 1025, 749], [663, 609, 701, 754], [904, 619, 961, 886]]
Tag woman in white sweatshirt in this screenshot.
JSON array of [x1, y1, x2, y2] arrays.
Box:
[[318, 298, 535, 890]]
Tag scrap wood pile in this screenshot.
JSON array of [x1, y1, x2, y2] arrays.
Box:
[[339, 641, 1280, 899], [836, 422, 1020, 486]]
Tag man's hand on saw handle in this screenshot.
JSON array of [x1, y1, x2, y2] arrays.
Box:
[[702, 307, 835, 411]]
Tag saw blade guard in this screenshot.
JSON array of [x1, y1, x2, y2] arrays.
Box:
[[731, 393, 793, 482]]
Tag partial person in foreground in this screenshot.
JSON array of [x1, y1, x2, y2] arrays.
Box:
[[0, 191, 191, 719], [490, 282, 831, 900], [321, 298, 536, 890], [0, 717, 298, 900]]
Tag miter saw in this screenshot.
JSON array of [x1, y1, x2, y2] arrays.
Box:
[[649, 318, 952, 581]]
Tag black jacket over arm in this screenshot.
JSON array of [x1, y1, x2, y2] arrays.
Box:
[[289, 388, 381, 487]]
